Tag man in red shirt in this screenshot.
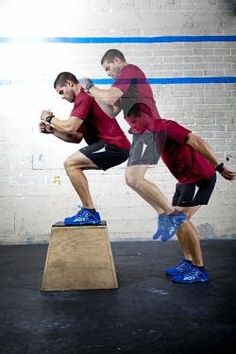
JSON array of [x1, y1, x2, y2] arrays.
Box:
[[82, 49, 187, 242], [40, 72, 130, 225], [82, 49, 236, 283], [159, 119, 236, 283]]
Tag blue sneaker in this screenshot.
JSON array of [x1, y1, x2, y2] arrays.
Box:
[[153, 211, 187, 242], [64, 208, 101, 226], [165, 259, 193, 277], [172, 265, 209, 284]]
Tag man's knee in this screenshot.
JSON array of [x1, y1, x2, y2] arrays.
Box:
[[64, 156, 70, 170], [64, 155, 79, 172], [125, 174, 142, 190]]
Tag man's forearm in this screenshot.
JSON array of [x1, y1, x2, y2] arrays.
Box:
[[50, 116, 73, 134], [41, 110, 83, 134], [89, 85, 123, 107], [94, 99, 121, 118], [52, 128, 83, 143], [89, 86, 113, 105]]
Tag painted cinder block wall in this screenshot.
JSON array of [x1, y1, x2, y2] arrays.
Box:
[[0, 0, 235, 244]]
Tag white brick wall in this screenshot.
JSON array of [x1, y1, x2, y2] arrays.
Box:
[[0, 0, 235, 243]]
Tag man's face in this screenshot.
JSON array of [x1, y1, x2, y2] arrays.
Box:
[[56, 81, 75, 103], [102, 59, 121, 79]]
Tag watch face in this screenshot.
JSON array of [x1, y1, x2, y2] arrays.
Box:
[[46, 115, 54, 123], [86, 83, 94, 91]]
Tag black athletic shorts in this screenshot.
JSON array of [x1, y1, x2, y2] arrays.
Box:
[[127, 130, 166, 166], [79, 141, 130, 171], [172, 173, 217, 207]]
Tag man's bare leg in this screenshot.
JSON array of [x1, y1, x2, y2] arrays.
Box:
[[176, 206, 203, 266], [125, 165, 174, 214], [165, 205, 209, 283], [64, 151, 100, 209], [125, 165, 187, 240], [176, 226, 203, 268]]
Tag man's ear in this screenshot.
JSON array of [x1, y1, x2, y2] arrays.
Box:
[[66, 80, 74, 87], [114, 57, 121, 65]]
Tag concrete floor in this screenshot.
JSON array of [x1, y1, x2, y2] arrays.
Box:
[[0, 240, 235, 354]]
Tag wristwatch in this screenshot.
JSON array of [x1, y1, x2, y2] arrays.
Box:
[[215, 163, 224, 173], [86, 83, 94, 92], [46, 114, 55, 124]]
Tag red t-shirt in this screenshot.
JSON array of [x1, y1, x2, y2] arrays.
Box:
[[112, 64, 164, 133], [70, 89, 130, 149], [161, 120, 215, 183]]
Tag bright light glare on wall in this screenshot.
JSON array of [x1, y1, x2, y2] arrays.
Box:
[[0, 0, 91, 37]]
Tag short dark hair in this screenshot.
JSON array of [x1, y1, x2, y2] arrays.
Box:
[[101, 49, 126, 65], [54, 72, 78, 88]]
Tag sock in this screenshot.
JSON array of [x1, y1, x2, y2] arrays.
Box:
[[84, 208, 96, 214], [185, 259, 192, 264], [194, 265, 207, 273]]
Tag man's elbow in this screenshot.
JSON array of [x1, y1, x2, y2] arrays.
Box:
[[187, 133, 205, 150], [69, 133, 83, 143]]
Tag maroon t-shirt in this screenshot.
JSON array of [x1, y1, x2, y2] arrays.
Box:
[[161, 120, 215, 183], [70, 89, 130, 149], [112, 64, 164, 133]]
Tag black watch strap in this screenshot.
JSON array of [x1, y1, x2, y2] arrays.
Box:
[[46, 114, 54, 124], [86, 83, 94, 92], [215, 163, 224, 173]]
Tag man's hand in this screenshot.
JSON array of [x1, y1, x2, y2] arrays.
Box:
[[41, 110, 54, 122], [80, 78, 94, 93], [39, 121, 53, 134], [220, 166, 236, 181]]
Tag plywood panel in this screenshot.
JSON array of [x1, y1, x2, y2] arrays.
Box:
[[41, 222, 118, 291]]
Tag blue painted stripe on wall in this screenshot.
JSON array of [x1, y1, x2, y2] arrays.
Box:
[[93, 77, 236, 85], [0, 80, 11, 85], [1, 77, 235, 85], [0, 35, 236, 44]]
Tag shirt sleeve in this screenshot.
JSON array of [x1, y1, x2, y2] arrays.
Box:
[[112, 65, 135, 93], [164, 120, 192, 144], [70, 93, 91, 121]]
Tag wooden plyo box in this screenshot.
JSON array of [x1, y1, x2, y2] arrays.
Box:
[[41, 221, 118, 291]]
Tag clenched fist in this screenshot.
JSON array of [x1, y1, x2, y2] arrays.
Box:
[[39, 121, 53, 134]]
